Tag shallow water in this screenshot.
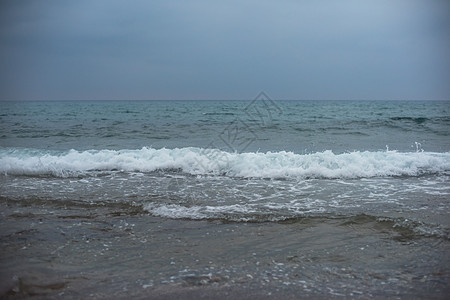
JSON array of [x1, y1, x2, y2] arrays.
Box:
[[1, 198, 449, 299]]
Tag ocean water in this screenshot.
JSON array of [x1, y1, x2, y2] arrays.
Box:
[[0, 99, 449, 298]]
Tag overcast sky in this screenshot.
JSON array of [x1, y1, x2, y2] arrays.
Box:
[[0, 0, 449, 100]]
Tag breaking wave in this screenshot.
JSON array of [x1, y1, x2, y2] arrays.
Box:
[[0, 147, 449, 179]]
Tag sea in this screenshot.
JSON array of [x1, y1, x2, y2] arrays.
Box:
[[0, 98, 449, 299]]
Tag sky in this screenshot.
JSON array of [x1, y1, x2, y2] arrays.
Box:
[[0, 0, 449, 100]]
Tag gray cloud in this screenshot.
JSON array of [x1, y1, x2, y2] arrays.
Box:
[[0, 0, 449, 100]]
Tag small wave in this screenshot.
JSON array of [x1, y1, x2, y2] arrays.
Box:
[[0, 147, 449, 179], [341, 214, 449, 240], [202, 112, 235, 116], [144, 203, 261, 221], [390, 117, 429, 124], [144, 203, 450, 239], [144, 204, 450, 239], [144, 202, 322, 222]]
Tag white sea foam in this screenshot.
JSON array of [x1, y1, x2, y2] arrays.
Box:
[[0, 147, 449, 179], [144, 203, 259, 221]]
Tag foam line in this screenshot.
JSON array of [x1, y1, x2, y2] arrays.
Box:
[[0, 147, 449, 178]]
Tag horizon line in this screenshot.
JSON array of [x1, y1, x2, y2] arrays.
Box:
[[1, 98, 449, 102]]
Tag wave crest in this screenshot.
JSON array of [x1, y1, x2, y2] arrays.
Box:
[[0, 147, 449, 179]]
